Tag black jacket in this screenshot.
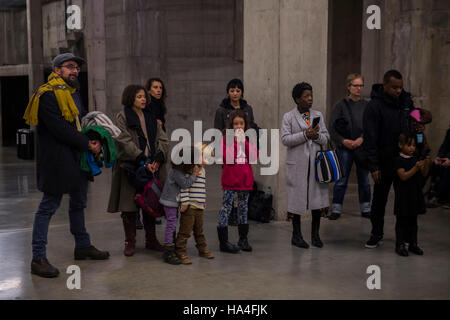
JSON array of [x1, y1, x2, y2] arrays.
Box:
[[148, 96, 166, 132], [214, 98, 256, 131], [438, 128, 450, 159], [363, 84, 415, 172], [36, 91, 89, 195]]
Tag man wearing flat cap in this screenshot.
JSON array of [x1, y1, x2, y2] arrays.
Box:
[[24, 53, 110, 278]]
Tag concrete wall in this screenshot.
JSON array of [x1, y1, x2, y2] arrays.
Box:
[[244, 0, 329, 220], [0, 9, 28, 65], [104, 0, 243, 135], [362, 0, 450, 156]]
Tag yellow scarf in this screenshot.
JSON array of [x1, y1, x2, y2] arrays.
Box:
[[23, 72, 81, 131]]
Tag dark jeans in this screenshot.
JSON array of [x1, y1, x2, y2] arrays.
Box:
[[332, 148, 371, 214], [370, 163, 396, 237], [32, 177, 91, 259]]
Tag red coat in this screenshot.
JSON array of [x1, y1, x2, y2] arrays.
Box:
[[221, 138, 257, 191]]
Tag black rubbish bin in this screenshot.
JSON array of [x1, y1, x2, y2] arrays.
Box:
[[17, 129, 35, 160]]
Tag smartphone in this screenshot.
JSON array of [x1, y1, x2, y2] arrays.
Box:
[[312, 117, 320, 128]]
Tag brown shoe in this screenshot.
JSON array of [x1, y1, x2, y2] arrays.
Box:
[[199, 249, 215, 259], [74, 245, 110, 260], [177, 253, 193, 265], [31, 258, 60, 278]]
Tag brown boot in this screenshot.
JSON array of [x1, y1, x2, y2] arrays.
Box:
[[31, 258, 60, 278], [143, 214, 164, 252], [176, 252, 193, 265], [122, 212, 136, 257], [198, 248, 214, 259]]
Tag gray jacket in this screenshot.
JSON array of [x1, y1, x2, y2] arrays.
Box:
[[159, 168, 197, 207]]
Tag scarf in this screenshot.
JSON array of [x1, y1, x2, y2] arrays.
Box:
[[23, 72, 81, 131]]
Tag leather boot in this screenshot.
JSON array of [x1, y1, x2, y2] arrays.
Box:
[[163, 244, 182, 265], [237, 224, 252, 252], [217, 226, 240, 253], [121, 212, 136, 257], [143, 214, 164, 252], [74, 246, 110, 260], [31, 258, 60, 278], [291, 214, 309, 249], [311, 210, 324, 248]]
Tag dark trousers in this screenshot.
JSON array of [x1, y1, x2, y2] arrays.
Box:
[[32, 177, 91, 259], [370, 164, 396, 237], [436, 166, 450, 201], [395, 214, 418, 245]]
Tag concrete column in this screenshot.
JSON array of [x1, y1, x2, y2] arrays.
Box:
[[85, 0, 107, 112], [244, 0, 329, 220], [361, 0, 384, 99], [26, 0, 44, 97]]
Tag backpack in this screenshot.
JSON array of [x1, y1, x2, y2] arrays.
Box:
[[248, 183, 274, 223], [135, 178, 165, 218]]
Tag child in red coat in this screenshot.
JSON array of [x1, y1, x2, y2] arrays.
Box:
[[217, 109, 257, 254]]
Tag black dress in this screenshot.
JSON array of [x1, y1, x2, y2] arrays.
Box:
[[394, 155, 425, 217]]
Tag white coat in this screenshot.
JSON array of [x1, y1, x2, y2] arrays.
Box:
[[281, 108, 330, 215]]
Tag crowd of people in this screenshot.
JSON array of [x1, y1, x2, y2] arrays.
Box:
[[24, 53, 449, 278]]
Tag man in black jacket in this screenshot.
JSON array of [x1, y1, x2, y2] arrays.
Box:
[[363, 70, 415, 249], [27, 53, 110, 278]]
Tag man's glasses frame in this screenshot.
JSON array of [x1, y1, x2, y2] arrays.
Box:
[[59, 64, 81, 72]]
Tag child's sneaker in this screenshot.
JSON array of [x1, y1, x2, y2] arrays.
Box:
[[395, 243, 409, 257], [365, 235, 383, 248], [408, 244, 424, 255], [199, 249, 215, 259]]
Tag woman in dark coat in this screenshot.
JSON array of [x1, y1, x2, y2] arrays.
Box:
[[145, 78, 167, 132], [108, 85, 169, 257]]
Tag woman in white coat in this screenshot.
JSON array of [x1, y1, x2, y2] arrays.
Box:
[[281, 82, 330, 248]]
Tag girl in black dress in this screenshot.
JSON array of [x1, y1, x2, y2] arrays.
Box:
[[394, 133, 431, 256]]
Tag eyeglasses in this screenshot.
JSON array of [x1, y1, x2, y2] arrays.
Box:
[[351, 84, 364, 88], [60, 64, 81, 72]]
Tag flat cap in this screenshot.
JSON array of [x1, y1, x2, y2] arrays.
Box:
[[52, 53, 86, 69]]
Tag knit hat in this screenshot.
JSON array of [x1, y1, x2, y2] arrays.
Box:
[[410, 109, 421, 123]]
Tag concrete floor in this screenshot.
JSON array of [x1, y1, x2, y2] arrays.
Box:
[[0, 146, 449, 300]]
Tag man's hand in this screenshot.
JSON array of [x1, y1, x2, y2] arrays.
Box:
[[180, 205, 189, 213], [355, 137, 364, 148], [442, 158, 450, 168], [88, 140, 102, 155], [434, 157, 443, 166], [371, 170, 381, 184], [157, 119, 163, 127]]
